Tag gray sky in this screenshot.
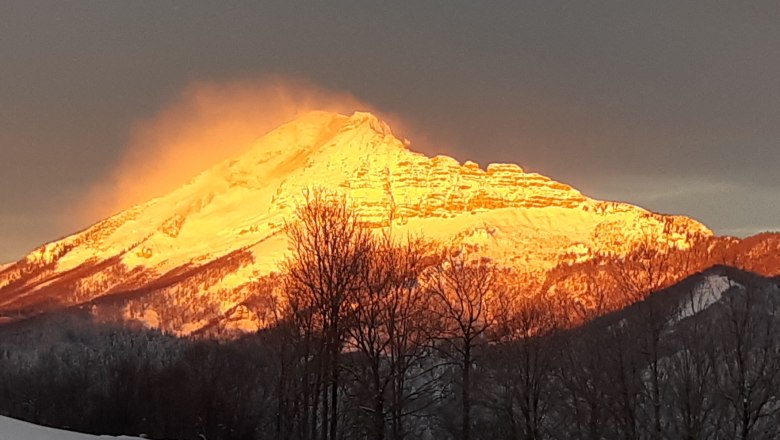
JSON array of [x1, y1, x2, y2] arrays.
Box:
[[1, 1, 779, 262]]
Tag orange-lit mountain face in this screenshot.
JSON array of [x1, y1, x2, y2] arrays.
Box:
[[0, 111, 774, 334]]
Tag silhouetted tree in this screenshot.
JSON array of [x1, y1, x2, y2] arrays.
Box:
[[425, 251, 497, 440], [282, 189, 374, 440], [343, 233, 435, 440], [715, 280, 780, 439], [485, 286, 561, 440]]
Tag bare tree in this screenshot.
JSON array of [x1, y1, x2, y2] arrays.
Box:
[[486, 285, 561, 440], [377, 238, 441, 440], [665, 280, 720, 440], [425, 251, 497, 440], [610, 239, 671, 304], [342, 233, 435, 440], [282, 189, 374, 440], [609, 242, 673, 440], [555, 328, 612, 440], [715, 280, 780, 440]]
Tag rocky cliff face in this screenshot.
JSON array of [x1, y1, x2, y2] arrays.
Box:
[[0, 111, 725, 334]]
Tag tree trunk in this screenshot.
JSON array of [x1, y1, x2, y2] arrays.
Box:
[[391, 369, 404, 440], [462, 342, 471, 440], [373, 392, 386, 440]]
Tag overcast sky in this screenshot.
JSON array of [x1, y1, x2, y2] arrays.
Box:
[[2, 1, 779, 262]]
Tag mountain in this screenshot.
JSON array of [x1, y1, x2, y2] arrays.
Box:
[[0, 111, 772, 335]]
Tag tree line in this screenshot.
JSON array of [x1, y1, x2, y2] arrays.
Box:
[[0, 190, 778, 439]]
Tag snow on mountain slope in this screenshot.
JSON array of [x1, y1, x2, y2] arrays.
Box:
[[675, 274, 739, 321], [0, 111, 714, 334], [0, 415, 142, 440]]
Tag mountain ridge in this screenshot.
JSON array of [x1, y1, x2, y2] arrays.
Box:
[[1, 110, 767, 335]]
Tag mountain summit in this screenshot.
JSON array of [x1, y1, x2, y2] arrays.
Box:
[[0, 111, 714, 333]]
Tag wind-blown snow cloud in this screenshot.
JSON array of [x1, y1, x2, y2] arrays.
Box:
[[80, 76, 408, 223]]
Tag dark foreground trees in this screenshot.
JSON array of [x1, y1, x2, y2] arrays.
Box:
[[1, 194, 779, 440], [279, 189, 441, 440], [282, 189, 374, 440], [425, 253, 497, 440], [344, 234, 436, 440]]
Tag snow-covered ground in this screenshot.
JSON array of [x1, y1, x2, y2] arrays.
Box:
[[0, 415, 143, 440]]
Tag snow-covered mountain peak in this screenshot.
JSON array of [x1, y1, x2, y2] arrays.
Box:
[[0, 111, 722, 334], [341, 111, 395, 136]]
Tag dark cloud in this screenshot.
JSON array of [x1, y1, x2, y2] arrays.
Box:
[[1, 1, 778, 261]]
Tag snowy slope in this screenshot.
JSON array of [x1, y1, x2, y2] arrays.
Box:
[[676, 274, 738, 320], [0, 111, 716, 334], [0, 415, 142, 440]]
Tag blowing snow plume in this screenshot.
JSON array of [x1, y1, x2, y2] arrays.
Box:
[[80, 76, 399, 224]]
